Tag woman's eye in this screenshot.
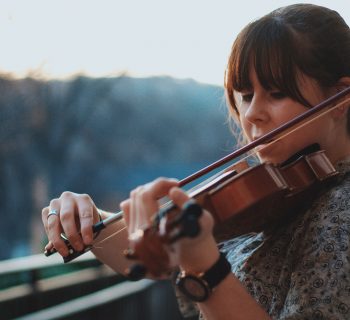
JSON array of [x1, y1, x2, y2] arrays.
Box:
[[241, 94, 253, 102], [270, 91, 286, 99]]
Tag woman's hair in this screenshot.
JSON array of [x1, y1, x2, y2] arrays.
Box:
[[225, 3, 350, 131]]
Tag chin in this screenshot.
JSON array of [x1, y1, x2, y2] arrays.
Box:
[[258, 151, 293, 165], [257, 141, 303, 165], [258, 155, 281, 165], [257, 146, 285, 164]]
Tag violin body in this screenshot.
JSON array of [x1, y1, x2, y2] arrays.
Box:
[[210, 150, 337, 241], [125, 150, 338, 279]]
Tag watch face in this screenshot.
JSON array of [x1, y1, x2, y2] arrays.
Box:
[[177, 275, 210, 302]]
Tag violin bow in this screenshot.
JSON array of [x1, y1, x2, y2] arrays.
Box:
[[45, 86, 350, 262]]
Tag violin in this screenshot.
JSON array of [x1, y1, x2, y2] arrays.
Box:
[[44, 86, 350, 276], [124, 146, 338, 279]]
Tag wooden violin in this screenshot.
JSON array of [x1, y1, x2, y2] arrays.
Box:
[[123, 146, 338, 279], [44, 86, 350, 275]]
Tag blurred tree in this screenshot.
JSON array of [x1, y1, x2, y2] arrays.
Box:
[[0, 75, 234, 259]]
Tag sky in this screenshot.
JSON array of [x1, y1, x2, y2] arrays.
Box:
[[0, 0, 349, 85]]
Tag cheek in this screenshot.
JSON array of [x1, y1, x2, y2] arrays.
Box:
[[241, 122, 253, 142], [239, 118, 252, 140]]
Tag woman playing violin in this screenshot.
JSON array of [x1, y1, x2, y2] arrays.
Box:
[[42, 4, 350, 319]]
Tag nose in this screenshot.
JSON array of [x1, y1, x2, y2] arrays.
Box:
[[244, 94, 269, 124]]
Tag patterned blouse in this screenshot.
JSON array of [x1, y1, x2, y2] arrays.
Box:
[[176, 157, 350, 319]]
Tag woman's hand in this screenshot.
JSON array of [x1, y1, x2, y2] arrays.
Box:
[[120, 178, 218, 275], [42, 192, 100, 257]]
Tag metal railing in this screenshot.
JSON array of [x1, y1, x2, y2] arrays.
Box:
[[16, 278, 154, 320], [0, 252, 99, 302], [0, 253, 184, 320]]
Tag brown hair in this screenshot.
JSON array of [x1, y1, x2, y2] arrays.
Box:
[[225, 3, 350, 131]]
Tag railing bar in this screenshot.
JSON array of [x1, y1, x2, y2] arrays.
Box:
[[0, 252, 95, 275], [15, 279, 155, 320], [0, 265, 115, 302]]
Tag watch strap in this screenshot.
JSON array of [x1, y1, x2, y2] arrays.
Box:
[[202, 252, 231, 289], [176, 251, 231, 302]]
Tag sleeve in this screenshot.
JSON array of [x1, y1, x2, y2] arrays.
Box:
[[278, 184, 350, 320]]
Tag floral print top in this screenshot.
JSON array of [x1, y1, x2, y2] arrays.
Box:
[[176, 157, 350, 319]]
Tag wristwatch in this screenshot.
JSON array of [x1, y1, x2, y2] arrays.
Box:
[[175, 252, 231, 302]]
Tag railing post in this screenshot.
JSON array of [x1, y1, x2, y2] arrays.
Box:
[[29, 269, 39, 293]]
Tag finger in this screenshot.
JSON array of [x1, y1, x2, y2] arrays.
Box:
[[42, 206, 50, 235], [76, 194, 95, 246], [60, 196, 84, 251], [168, 187, 191, 209], [42, 203, 56, 246], [128, 179, 179, 235], [129, 187, 141, 234], [135, 187, 153, 230], [137, 178, 179, 225], [47, 199, 68, 256], [44, 241, 54, 252], [146, 178, 179, 200], [42, 206, 52, 251], [120, 199, 131, 226]]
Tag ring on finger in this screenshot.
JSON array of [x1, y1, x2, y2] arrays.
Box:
[[47, 209, 59, 219]]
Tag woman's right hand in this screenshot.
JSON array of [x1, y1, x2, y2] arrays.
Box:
[[41, 192, 101, 257]]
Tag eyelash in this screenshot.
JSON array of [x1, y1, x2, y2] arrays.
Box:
[[241, 91, 287, 103], [270, 91, 287, 99], [241, 94, 253, 102]]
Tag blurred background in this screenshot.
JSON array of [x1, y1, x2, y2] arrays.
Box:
[[0, 0, 349, 319]]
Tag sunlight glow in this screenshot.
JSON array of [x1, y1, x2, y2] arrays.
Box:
[[0, 0, 349, 85]]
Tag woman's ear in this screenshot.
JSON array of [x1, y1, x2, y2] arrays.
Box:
[[330, 77, 350, 118]]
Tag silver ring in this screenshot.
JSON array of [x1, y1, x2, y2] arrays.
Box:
[[47, 209, 59, 219]]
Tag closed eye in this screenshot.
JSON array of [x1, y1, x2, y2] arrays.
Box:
[[270, 91, 287, 100], [241, 93, 253, 103]]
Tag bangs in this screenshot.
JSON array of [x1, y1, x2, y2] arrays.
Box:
[[225, 16, 312, 115]]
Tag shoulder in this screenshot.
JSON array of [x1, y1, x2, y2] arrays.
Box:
[[219, 159, 350, 318], [296, 156, 350, 230], [286, 165, 350, 260], [276, 161, 350, 319], [306, 159, 350, 227]]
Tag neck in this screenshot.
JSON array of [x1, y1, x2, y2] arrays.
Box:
[[325, 135, 350, 165]]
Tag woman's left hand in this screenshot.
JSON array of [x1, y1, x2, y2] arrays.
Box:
[[120, 177, 219, 277]]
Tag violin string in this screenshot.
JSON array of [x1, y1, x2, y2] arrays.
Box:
[[182, 148, 257, 194], [92, 225, 128, 249]]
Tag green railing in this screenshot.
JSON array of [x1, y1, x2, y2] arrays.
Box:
[[0, 253, 185, 320]]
